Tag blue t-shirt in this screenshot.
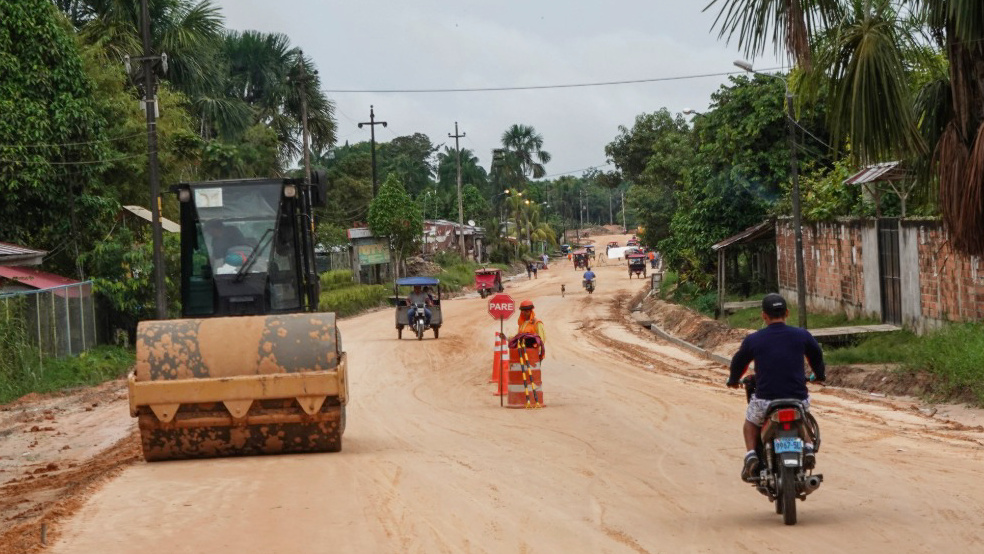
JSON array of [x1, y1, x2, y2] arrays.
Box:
[[728, 322, 825, 400], [583, 271, 596, 280]]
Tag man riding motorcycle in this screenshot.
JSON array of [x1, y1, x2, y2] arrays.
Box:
[[405, 285, 433, 327], [582, 268, 596, 292], [727, 293, 825, 481]]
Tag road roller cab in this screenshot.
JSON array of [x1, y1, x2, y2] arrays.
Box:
[[128, 177, 349, 461]]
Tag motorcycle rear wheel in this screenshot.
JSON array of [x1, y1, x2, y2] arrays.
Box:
[[780, 465, 798, 525]]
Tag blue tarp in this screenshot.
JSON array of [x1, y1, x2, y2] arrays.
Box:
[[396, 276, 440, 286]]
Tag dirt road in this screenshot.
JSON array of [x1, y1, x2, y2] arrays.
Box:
[[8, 233, 984, 553]]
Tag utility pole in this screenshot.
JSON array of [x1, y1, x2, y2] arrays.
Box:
[[296, 52, 312, 185], [138, 0, 166, 319], [609, 190, 613, 225], [358, 105, 387, 197], [786, 91, 808, 329], [621, 189, 627, 233], [449, 122, 466, 259]]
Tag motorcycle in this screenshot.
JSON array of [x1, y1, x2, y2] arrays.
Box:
[[410, 303, 428, 340], [583, 278, 595, 294], [741, 375, 823, 525]]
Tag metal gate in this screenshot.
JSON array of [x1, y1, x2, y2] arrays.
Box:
[[877, 219, 902, 325]]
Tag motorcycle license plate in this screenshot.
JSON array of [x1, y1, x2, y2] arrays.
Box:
[[773, 437, 803, 454]]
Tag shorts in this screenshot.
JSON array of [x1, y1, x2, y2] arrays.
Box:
[[746, 395, 810, 426]]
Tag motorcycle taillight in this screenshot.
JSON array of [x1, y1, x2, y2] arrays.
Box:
[[777, 408, 798, 423]]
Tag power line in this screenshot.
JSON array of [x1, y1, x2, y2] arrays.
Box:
[[0, 152, 152, 165], [324, 68, 782, 94], [0, 131, 149, 149], [540, 163, 613, 180]]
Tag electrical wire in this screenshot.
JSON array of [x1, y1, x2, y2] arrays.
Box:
[[0, 131, 148, 149], [540, 163, 613, 180], [324, 68, 783, 94]]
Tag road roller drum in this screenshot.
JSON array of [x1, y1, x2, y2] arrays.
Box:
[[128, 313, 348, 461]]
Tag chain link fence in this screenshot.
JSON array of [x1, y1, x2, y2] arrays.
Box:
[[0, 281, 98, 361]]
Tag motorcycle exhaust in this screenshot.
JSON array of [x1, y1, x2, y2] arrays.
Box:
[[804, 474, 823, 494]]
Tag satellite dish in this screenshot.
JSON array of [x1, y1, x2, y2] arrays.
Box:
[[468, 220, 475, 226]]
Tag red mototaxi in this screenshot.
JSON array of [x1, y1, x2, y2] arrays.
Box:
[[475, 267, 504, 298]]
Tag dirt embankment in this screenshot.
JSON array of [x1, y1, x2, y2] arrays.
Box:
[[636, 294, 947, 401], [0, 381, 139, 554]]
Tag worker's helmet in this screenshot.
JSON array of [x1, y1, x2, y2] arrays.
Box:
[[519, 300, 534, 311]]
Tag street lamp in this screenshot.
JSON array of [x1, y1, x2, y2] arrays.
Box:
[[734, 59, 807, 328]]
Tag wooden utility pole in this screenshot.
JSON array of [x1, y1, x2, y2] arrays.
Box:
[[140, 0, 166, 319], [449, 122, 466, 259], [359, 106, 387, 197], [297, 52, 311, 185]]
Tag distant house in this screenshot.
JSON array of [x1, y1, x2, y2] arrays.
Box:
[[0, 265, 85, 296], [0, 241, 46, 267], [421, 220, 485, 261]]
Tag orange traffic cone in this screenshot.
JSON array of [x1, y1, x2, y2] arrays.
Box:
[[490, 332, 502, 383], [492, 333, 508, 396]]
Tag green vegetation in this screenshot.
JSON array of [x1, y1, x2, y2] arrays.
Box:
[[824, 331, 914, 365], [656, 271, 718, 316], [318, 270, 390, 318], [0, 341, 133, 405], [431, 251, 509, 292], [726, 306, 881, 331], [902, 323, 984, 404]]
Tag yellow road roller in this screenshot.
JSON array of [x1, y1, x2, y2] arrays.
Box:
[[128, 177, 348, 461]]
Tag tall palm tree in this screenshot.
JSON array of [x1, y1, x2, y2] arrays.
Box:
[[501, 124, 552, 181], [707, 0, 984, 255], [68, 0, 225, 97]]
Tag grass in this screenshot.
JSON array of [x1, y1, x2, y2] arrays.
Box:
[[726, 306, 881, 330], [318, 270, 391, 317], [431, 251, 509, 292], [823, 330, 915, 365], [901, 322, 984, 404], [0, 343, 134, 405]]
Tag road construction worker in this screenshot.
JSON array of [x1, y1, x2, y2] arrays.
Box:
[[515, 299, 546, 351]]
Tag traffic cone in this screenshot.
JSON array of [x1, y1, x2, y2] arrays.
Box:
[[490, 332, 502, 383], [492, 333, 509, 396]]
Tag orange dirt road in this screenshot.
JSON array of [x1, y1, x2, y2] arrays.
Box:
[[47, 234, 984, 553]]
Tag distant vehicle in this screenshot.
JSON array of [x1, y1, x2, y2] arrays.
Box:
[[474, 267, 504, 299], [560, 244, 571, 254], [393, 277, 443, 340], [627, 253, 647, 278]]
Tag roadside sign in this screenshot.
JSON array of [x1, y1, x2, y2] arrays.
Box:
[[488, 293, 516, 320]]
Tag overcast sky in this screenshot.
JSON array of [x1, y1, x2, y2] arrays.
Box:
[[214, 0, 784, 179]]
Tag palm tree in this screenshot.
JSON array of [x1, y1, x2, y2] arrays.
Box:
[[436, 146, 488, 195], [67, 0, 225, 97], [708, 0, 984, 255], [501, 124, 552, 181]]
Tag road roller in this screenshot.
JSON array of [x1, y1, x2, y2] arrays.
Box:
[[127, 176, 348, 461]]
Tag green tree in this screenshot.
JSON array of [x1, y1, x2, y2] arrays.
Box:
[[500, 124, 551, 182], [708, 0, 984, 255], [0, 0, 118, 274], [436, 146, 489, 197], [606, 109, 692, 246], [378, 133, 437, 197], [368, 175, 423, 278]]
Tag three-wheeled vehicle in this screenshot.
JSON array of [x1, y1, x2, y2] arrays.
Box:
[[394, 277, 443, 340], [572, 249, 590, 270], [560, 244, 571, 254], [628, 253, 647, 278], [475, 267, 504, 298], [585, 244, 596, 260]]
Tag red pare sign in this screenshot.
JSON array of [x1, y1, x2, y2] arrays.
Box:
[[487, 293, 516, 320]]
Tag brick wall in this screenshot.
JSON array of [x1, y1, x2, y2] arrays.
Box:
[[909, 221, 984, 325], [777, 220, 870, 317], [776, 218, 984, 332]]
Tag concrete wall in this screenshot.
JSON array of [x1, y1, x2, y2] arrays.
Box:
[[777, 218, 984, 333]]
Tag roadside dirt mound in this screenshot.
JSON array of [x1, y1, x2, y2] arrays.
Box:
[[0, 381, 139, 554], [639, 295, 749, 359], [635, 294, 960, 403]]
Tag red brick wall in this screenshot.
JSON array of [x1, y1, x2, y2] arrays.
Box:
[[910, 222, 984, 323], [777, 220, 867, 314], [777, 218, 984, 328]]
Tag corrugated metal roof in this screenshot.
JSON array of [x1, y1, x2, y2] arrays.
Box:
[[712, 220, 775, 251], [843, 161, 905, 185], [122, 205, 181, 233], [0, 242, 46, 266]]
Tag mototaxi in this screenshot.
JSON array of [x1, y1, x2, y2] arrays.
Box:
[[393, 276, 443, 339], [474, 267, 504, 298]]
